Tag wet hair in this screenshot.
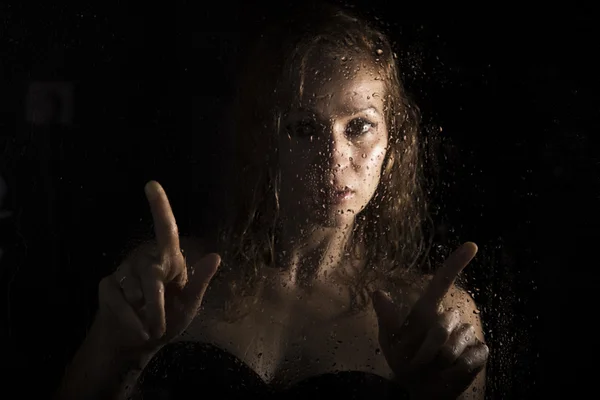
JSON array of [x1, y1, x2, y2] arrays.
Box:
[[214, 2, 431, 320]]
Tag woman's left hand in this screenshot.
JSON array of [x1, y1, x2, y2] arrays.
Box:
[[372, 242, 489, 399]]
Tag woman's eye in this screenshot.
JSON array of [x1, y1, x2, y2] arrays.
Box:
[[346, 118, 375, 137], [287, 119, 318, 138]]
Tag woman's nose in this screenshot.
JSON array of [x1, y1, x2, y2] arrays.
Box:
[[321, 123, 352, 172]]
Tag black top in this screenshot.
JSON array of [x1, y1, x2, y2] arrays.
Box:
[[138, 341, 409, 399]]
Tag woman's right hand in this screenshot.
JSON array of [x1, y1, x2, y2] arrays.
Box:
[[95, 181, 221, 354]]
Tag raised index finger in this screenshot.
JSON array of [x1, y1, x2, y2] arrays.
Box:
[[415, 242, 478, 313], [144, 181, 180, 258]]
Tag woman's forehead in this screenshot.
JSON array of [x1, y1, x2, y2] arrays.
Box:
[[286, 65, 388, 115]]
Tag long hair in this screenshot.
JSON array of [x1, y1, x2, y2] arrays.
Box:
[[213, 2, 432, 321]]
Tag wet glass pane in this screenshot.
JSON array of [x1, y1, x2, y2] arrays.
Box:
[[1, 1, 594, 399]]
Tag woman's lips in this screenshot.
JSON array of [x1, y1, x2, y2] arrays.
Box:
[[325, 189, 355, 204]]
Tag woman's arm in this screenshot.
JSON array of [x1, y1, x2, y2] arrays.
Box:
[[56, 316, 157, 400]]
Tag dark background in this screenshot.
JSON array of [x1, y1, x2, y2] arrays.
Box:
[[1, 1, 597, 398]]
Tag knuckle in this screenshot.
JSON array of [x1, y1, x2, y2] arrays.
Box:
[[456, 347, 488, 373], [451, 308, 462, 322], [431, 324, 452, 342], [439, 344, 460, 360], [464, 323, 476, 334], [164, 248, 184, 264], [167, 225, 179, 238], [145, 281, 165, 302], [479, 343, 490, 358], [456, 354, 477, 372], [147, 263, 166, 279], [436, 303, 445, 314], [460, 323, 476, 340]]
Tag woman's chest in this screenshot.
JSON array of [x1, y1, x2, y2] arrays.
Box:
[[275, 306, 392, 385], [180, 289, 394, 385]]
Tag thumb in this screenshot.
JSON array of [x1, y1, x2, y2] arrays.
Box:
[[372, 290, 404, 333], [182, 253, 221, 308]]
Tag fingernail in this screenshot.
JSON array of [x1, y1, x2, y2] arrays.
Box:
[[458, 243, 471, 256], [144, 181, 153, 196], [465, 242, 478, 254], [144, 181, 158, 199]]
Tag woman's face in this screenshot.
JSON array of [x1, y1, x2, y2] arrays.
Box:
[[278, 55, 389, 228]]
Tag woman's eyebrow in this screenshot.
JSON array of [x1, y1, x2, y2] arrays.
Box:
[[346, 106, 381, 116], [286, 106, 381, 117]]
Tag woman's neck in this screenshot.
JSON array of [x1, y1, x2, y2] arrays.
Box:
[[273, 217, 356, 286]]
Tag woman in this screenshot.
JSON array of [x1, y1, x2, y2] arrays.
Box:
[[58, 3, 488, 399]]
